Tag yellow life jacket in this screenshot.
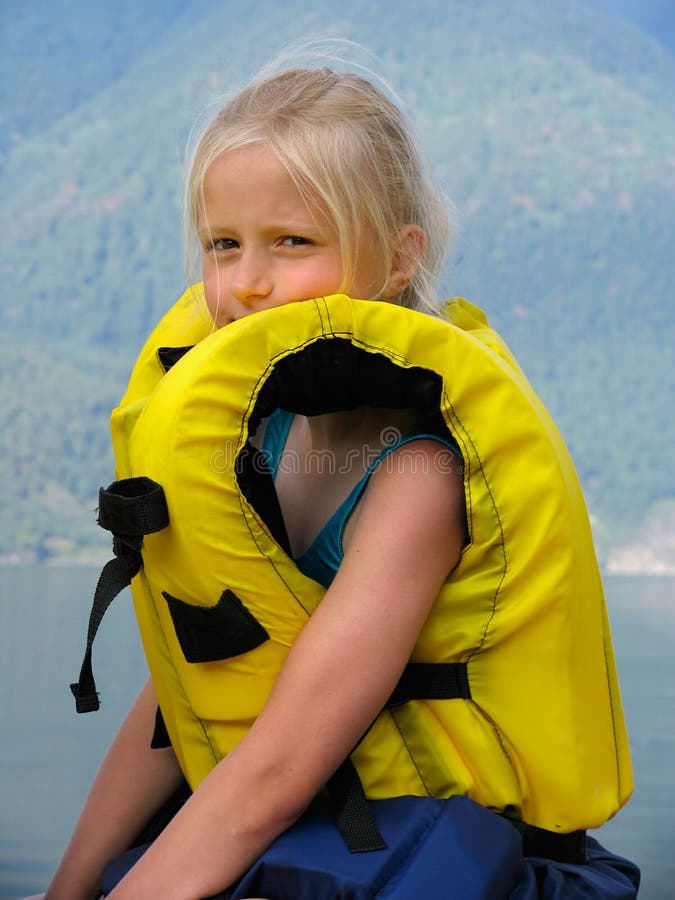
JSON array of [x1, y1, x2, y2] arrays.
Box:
[[108, 286, 632, 835]]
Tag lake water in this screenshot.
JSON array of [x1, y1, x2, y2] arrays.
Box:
[[1, 567, 673, 899]]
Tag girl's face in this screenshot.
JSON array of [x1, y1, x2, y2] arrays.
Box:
[[198, 144, 385, 326]]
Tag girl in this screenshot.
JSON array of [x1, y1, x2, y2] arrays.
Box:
[[30, 66, 638, 899]]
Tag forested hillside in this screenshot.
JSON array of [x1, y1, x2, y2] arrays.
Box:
[[1, 0, 674, 564]]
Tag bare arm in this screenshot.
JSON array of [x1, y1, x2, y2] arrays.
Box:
[[109, 441, 465, 900], [44, 678, 184, 900]]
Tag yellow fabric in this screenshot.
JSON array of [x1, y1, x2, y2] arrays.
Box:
[[111, 287, 633, 832]]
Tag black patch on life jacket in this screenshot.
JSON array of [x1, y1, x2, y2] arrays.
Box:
[[237, 339, 449, 547], [163, 589, 269, 663], [150, 705, 172, 749], [157, 345, 194, 372]]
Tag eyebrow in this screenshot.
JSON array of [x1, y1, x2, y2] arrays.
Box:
[[197, 221, 327, 239]]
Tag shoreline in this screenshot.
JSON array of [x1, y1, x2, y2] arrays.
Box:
[[1, 547, 674, 577]]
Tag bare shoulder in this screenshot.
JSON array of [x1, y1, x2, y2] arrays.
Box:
[[347, 438, 465, 546], [372, 437, 463, 496], [340, 437, 466, 602]]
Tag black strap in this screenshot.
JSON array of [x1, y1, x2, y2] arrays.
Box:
[[325, 759, 387, 853], [325, 662, 470, 853], [505, 817, 588, 864], [70, 477, 169, 713], [386, 661, 471, 707]]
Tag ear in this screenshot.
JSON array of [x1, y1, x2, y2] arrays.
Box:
[[382, 225, 426, 299]]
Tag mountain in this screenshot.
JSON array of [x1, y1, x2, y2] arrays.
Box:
[[1, 0, 674, 564], [0, 0, 196, 158]]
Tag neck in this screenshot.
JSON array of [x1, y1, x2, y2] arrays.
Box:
[[303, 408, 367, 450], [301, 406, 414, 452]]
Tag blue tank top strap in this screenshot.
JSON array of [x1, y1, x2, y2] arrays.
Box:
[[296, 429, 460, 588], [261, 408, 294, 478]]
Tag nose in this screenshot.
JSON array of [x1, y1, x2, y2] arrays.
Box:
[[231, 248, 273, 303]]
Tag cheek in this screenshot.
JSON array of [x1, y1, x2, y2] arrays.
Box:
[[202, 264, 225, 322], [299, 258, 346, 295]]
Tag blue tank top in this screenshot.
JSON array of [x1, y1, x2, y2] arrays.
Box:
[[262, 409, 459, 588]]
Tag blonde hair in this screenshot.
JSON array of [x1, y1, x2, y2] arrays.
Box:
[[185, 67, 450, 316]]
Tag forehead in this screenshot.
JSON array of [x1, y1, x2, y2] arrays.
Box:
[[205, 145, 288, 198], [199, 144, 329, 225], [206, 143, 286, 182]]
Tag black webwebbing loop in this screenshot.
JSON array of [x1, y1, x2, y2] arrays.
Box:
[[386, 662, 471, 707], [505, 817, 588, 864], [326, 759, 387, 853], [70, 477, 169, 713], [325, 661, 472, 853]]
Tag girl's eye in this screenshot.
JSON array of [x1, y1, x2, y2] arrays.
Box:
[[280, 235, 311, 247], [210, 237, 238, 252]]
